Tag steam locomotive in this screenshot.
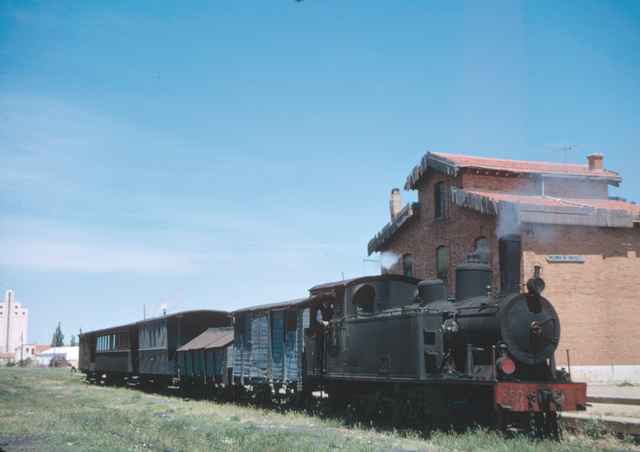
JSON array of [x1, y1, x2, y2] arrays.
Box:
[[79, 260, 586, 438]]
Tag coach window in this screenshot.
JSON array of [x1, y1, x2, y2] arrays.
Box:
[[402, 254, 414, 278], [159, 324, 167, 348], [434, 182, 446, 220], [119, 333, 130, 350], [436, 246, 449, 286]]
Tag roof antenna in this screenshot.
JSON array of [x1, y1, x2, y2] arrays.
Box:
[[546, 144, 576, 163]]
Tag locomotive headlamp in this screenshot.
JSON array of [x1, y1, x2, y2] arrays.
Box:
[[442, 319, 459, 334], [497, 356, 516, 375]]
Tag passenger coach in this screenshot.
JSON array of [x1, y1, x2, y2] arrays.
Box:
[[79, 310, 230, 385]]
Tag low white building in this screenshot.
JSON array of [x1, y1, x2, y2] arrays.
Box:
[[35, 346, 79, 368], [14, 344, 49, 363]]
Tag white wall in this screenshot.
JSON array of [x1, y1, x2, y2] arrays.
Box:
[[570, 365, 640, 384], [35, 346, 79, 367]]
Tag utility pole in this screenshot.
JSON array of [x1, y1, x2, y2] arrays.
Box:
[[143, 304, 146, 321], [6, 291, 12, 353]]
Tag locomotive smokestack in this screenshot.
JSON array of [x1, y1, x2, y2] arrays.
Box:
[[389, 188, 402, 221], [587, 153, 603, 171]]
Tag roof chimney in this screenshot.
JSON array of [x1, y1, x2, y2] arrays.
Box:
[[587, 153, 604, 171], [389, 188, 402, 221]]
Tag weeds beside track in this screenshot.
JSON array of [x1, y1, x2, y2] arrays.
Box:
[[0, 368, 636, 452]]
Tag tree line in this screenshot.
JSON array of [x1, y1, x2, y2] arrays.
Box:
[[50, 321, 78, 347]]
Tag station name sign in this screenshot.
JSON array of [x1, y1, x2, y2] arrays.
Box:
[[545, 255, 585, 263]]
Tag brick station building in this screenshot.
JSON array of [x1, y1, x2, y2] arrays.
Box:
[[368, 151, 640, 383]]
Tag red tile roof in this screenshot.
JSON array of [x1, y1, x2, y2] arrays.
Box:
[[367, 203, 418, 255], [434, 152, 619, 178], [33, 344, 51, 354], [405, 152, 621, 189], [463, 190, 640, 216], [452, 188, 640, 228]]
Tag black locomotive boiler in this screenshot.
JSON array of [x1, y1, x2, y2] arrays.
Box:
[[304, 262, 585, 436]]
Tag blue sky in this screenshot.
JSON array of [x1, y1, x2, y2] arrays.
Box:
[[1, 0, 639, 344]]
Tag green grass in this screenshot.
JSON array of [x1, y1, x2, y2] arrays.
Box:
[[0, 368, 635, 452]]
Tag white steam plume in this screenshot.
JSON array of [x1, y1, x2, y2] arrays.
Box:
[[496, 203, 521, 239], [380, 251, 401, 271]]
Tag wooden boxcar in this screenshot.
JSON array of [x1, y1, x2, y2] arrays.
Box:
[[232, 299, 310, 387]]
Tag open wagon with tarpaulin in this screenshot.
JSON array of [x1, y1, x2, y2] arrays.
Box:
[[176, 326, 234, 395]]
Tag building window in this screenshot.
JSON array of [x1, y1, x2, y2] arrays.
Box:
[[436, 246, 449, 284], [402, 254, 414, 278], [434, 182, 446, 219]]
